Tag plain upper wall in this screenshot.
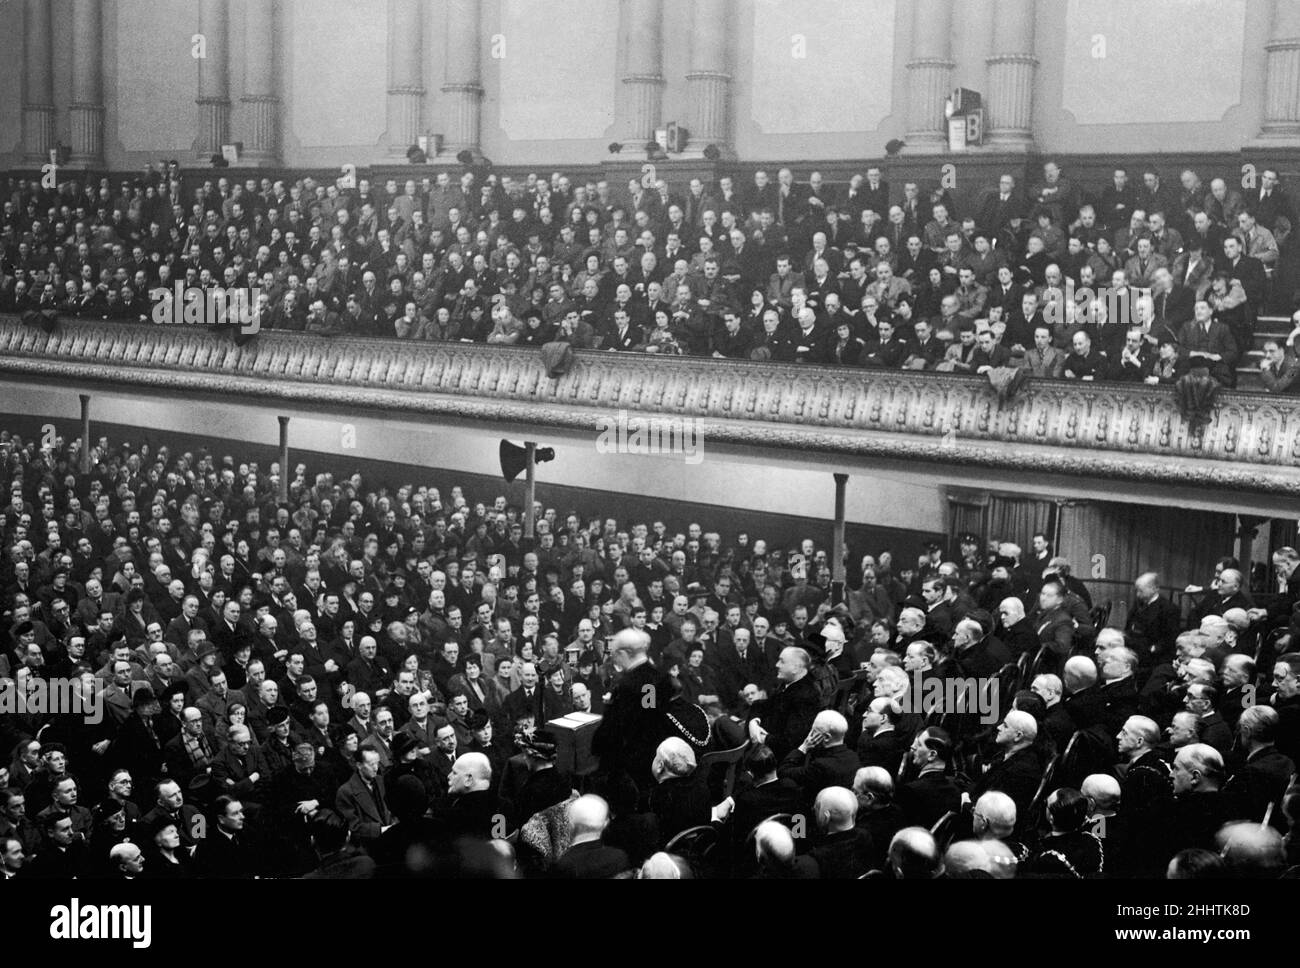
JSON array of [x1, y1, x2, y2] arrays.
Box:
[[0, 0, 1266, 170]]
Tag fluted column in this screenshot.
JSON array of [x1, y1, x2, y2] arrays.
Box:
[[985, 0, 1038, 150], [387, 0, 425, 155], [442, 0, 482, 157], [618, 0, 664, 142], [23, 0, 56, 164], [196, 0, 231, 157], [905, 0, 955, 152], [240, 0, 280, 163], [69, 0, 105, 168], [685, 0, 732, 154], [1260, 0, 1300, 141]]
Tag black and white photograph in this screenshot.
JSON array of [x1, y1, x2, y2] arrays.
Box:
[[0, 0, 1295, 947]]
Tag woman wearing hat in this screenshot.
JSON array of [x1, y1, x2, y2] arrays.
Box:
[[142, 814, 194, 879]]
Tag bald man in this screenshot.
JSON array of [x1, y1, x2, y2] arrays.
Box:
[[431, 751, 510, 843], [647, 737, 711, 841], [1114, 715, 1175, 873], [1216, 821, 1287, 878], [943, 840, 993, 877], [972, 791, 1017, 844], [1030, 673, 1073, 753], [754, 820, 810, 880], [1078, 773, 1128, 873], [553, 794, 630, 879], [591, 629, 675, 792], [1125, 572, 1180, 666], [1189, 567, 1253, 626], [887, 826, 944, 879], [1166, 743, 1245, 859], [853, 766, 905, 869], [1223, 705, 1294, 828], [799, 786, 874, 879], [971, 711, 1043, 831], [747, 645, 822, 760], [778, 710, 861, 807]]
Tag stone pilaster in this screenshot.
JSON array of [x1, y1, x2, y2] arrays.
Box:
[[196, 0, 231, 157], [985, 0, 1037, 150], [441, 0, 482, 157], [69, 0, 105, 168], [1260, 0, 1300, 142], [619, 0, 665, 143], [905, 0, 955, 152], [240, 0, 280, 164], [387, 0, 425, 156], [685, 0, 732, 155], [23, 0, 56, 164]]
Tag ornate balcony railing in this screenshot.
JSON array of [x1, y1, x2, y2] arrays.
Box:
[[1, 313, 1298, 497]]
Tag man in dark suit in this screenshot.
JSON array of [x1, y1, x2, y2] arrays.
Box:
[[1125, 572, 1181, 668], [193, 795, 256, 877], [1166, 743, 1234, 856], [971, 711, 1044, 833], [647, 738, 713, 842], [502, 661, 543, 729], [1149, 268, 1195, 331], [1029, 579, 1075, 677], [797, 786, 874, 879], [1251, 169, 1295, 234], [1096, 647, 1141, 738], [1184, 684, 1233, 756], [977, 174, 1026, 239], [746, 645, 823, 761], [896, 728, 967, 831], [1223, 706, 1295, 826], [1117, 715, 1175, 874], [335, 748, 393, 846], [1221, 236, 1266, 309], [1189, 568, 1253, 625], [430, 752, 513, 842], [777, 711, 861, 808], [707, 626, 766, 706], [552, 794, 631, 879], [723, 744, 802, 843], [1180, 299, 1239, 387], [163, 706, 216, 792], [953, 618, 1012, 681], [856, 698, 911, 771], [591, 629, 675, 793]]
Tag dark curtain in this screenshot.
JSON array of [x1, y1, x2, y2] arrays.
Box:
[[1271, 519, 1299, 557], [946, 487, 987, 550], [1056, 500, 1237, 592], [946, 488, 1056, 557], [987, 494, 1056, 552]]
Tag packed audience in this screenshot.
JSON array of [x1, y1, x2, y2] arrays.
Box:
[[2, 160, 1299, 392], [1, 427, 1298, 880]]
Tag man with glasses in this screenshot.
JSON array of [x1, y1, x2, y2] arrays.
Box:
[[212, 725, 268, 813]]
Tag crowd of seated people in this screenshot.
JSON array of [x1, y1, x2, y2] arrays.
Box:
[[2, 160, 1299, 390], [1, 426, 1298, 879]]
